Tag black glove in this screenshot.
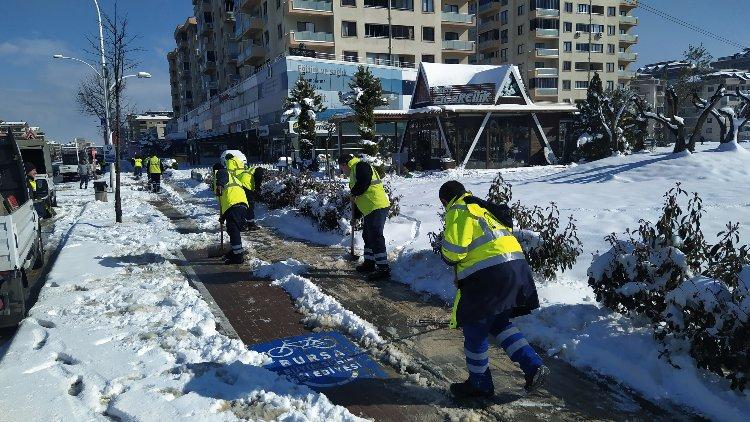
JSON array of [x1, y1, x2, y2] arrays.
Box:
[[352, 205, 362, 221]]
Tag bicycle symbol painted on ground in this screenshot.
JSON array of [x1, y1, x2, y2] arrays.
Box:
[[266, 336, 338, 358]]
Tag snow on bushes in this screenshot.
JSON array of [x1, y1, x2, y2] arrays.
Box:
[[258, 171, 401, 233], [429, 173, 582, 280], [588, 183, 750, 391]]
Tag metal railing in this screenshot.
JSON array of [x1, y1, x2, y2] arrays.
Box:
[[534, 8, 559, 17], [534, 28, 559, 37], [291, 0, 333, 12], [619, 15, 638, 25], [535, 48, 559, 57], [293, 30, 334, 42], [441, 11, 474, 24], [618, 51, 637, 61], [619, 33, 638, 43], [532, 67, 559, 76], [442, 40, 475, 51], [617, 69, 635, 78], [534, 88, 558, 96]]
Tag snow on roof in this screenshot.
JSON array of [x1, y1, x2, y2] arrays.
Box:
[[134, 115, 171, 121], [705, 70, 750, 80], [419, 62, 512, 89], [0, 121, 28, 126]]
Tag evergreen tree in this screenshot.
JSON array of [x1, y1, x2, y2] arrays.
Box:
[[572, 73, 609, 160], [340, 65, 388, 172], [283, 74, 326, 161]]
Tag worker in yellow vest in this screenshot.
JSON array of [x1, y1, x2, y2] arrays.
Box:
[[215, 153, 249, 264], [338, 154, 391, 281], [438, 180, 548, 399], [238, 165, 266, 231], [146, 154, 163, 193], [133, 156, 143, 179]]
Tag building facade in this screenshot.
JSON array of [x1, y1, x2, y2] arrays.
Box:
[[474, 0, 638, 103], [712, 48, 750, 72], [126, 111, 175, 157], [696, 71, 750, 143]]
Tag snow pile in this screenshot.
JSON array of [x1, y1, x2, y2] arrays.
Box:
[[250, 259, 384, 347], [0, 175, 361, 421]]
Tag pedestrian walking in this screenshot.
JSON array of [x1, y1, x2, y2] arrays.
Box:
[[338, 154, 391, 281], [133, 156, 143, 179], [146, 154, 163, 193], [214, 153, 249, 265], [78, 159, 91, 189], [438, 180, 549, 399]]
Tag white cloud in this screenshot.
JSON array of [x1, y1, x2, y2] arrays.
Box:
[[0, 38, 72, 64]]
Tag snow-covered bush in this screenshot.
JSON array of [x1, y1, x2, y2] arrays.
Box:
[[428, 173, 582, 280], [589, 184, 750, 391], [283, 75, 326, 161], [258, 171, 400, 232]]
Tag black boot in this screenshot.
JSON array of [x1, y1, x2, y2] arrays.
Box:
[[356, 260, 375, 273], [450, 379, 494, 400], [367, 265, 391, 281], [246, 221, 260, 231], [524, 365, 550, 393], [223, 252, 245, 265]]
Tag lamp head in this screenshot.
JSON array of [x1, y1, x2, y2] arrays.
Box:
[[137, 72, 152, 78], [52, 54, 64, 59]]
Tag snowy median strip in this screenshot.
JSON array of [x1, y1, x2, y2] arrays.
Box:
[[250, 258, 384, 347]]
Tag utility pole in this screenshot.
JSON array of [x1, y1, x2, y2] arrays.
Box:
[[92, 0, 115, 192]]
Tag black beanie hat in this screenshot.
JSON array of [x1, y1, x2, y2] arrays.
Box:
[[24, 162, 36, 173], [338, 154, 354, 166], [439, 180, 466, 204]]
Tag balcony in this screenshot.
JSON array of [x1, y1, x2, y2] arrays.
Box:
[[478, 38, 501, 52], [291, 30, 334, 44], [442, 40, 476, 52], [618, 69, 636, 79], [478, 0, 501, 15], [618, 51, 637, 61], [207, 81, 218, 91], [531, 8, 560, 18], [238, 44, 268, 65], [619, 15, 638, 25], [200, 22, 214, 35], [533, 28, 559, 38], [441, 12, 475, 26], [202, 59, 217, 74], [530, 67, 559, 77], [620, 0, 638, 8], [535, 48, 559, 58], [224, 11, 236, 23], [477, 19, 500, 33], [619, 33, 638, 44], [534, 88, 558, 97], [289, 0, 334, 14], [236, 15, 265, 40]]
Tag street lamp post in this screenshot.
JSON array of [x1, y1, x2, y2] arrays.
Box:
[[91, 0, 116, 191]]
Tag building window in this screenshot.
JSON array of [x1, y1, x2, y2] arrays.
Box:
[[564, 2, 572, 12], [500, 10, 508, 24], [276, 0, 280, 8], [366, 52, 390, 65], [444, 31, 459, 41], [343, 51, 358, 62], [364, 23, 389, 38], [422, 0, 434, 12], [500, 29, 508, 43], [563, 41, 572, 52], [563, 22, 572, 32], [263, 30, 269, 46], [608, 25, 615, 35], [575, 80, 589, 89], [263, 1, 268, 17], [391, 0, 414, 10], [517, 43, 524, 54], [608, 44, 615, 54], [444, 4, 458, 13], [517, 4, 524, 15], [444, 58, 460, 64], [500, 48, 508, 62], [517, 24, 523, 35], [577, 3, 589, 14], [606, 81, 614, 90], [706, 127, 712, 134], [607, 62, 614, 72], [422, 54, 435, 63], [342, 0, 356, 5], [342, 21, 357, 37], [392, 25, 415, 40], [563, 60, 571, 71], [422, 26, 435, 41], [277, 23, 282, 39], [297, 21, 314, 32], [563, 80, 571, 90], [608, 6, 616, 16]]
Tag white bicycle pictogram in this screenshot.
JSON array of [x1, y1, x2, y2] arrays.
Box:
[[267, 336, 338, 358]]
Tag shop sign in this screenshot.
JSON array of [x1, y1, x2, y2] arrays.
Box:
[[430, 83, 495, 105]]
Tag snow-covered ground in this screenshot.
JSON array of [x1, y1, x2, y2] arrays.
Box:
[[0, 176, 362, 421], [163, 145, 750, 420]]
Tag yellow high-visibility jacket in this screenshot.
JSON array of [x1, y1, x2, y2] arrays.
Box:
[[134, 158, 143, 168], [239, 167, 256, 191], [216, 163, 248, 215], [441, 192, 526, 328], [148, 156, 161, 174], [348, 157, 390, 217]]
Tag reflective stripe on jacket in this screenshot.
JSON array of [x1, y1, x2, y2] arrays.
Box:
[[441, 192, 526, 328], [348, 157, 390, 217], [134, 158, 143, 167], [148, 156, 161, 174], [28, 177, 37, 192]]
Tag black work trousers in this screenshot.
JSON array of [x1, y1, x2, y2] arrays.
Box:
[[224, 204, 248, 255], [149, 173, 161, 193], [362, 207, 389, 268]]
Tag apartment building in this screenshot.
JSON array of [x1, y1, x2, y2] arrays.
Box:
[[696, 71, 750, 142], [474, 0, 638, 103], [169, 0, 478, 119], [125, 111, 174, 156], [712, 48, 750, 72]]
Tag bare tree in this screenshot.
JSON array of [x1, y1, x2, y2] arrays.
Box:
[[596, 90, 638, 152], [693, 94, 728, 142]]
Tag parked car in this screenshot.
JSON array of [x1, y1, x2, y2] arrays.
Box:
[[0, 132, 44, 327], [18, 138, 58, 207]]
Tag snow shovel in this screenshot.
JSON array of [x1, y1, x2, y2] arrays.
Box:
[[207, 217, 227, 258], [346, 201, 359, 261]]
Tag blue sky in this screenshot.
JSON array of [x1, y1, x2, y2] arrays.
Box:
[[0, 0, 748, 143]]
